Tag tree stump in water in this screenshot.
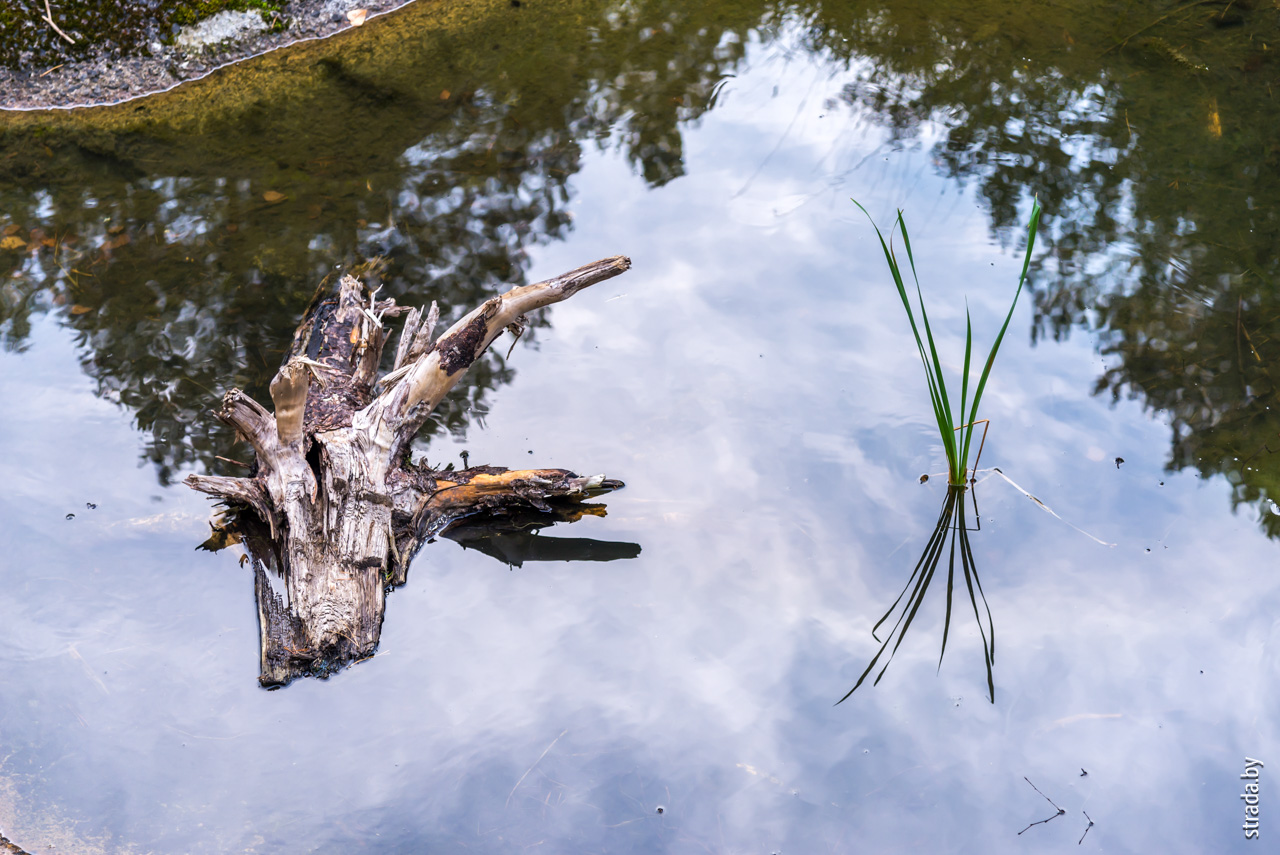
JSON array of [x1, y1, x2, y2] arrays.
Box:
[[187, 256, 632, 685]]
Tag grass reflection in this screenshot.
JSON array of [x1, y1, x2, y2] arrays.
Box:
[[840, 484, 996, 704]]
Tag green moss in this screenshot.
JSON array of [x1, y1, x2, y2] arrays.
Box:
[[171, 0, 287, 28], [0, 0, 287, 68]]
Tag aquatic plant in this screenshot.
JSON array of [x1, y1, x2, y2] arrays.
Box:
[[839, 200, 1041, 704], [853, 199, 1042, 487]]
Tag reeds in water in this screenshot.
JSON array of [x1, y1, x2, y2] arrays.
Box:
[[840, 200, 1042, 703], [853, 199, 1042, 486]]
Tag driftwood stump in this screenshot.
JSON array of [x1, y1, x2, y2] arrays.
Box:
[[187, 256, 632, 685]]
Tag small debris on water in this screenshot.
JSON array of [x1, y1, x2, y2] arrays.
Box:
[[1079, 768, 1088, 777], [65, 513, 75, 520], [1079, 810, 1095, 845], [85, 502, 97, 510], [1114, 457, 1124, 468]]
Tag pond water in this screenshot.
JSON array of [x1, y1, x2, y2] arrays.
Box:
[[2, 1, 1278, 852]]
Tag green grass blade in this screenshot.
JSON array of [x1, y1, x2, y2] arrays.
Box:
[[854, 201, 956, 466], [958, 307, 974, 480], [846, 198, 1036, 704], [894, 212, 959, 478], [963, 199, 1043, 468]]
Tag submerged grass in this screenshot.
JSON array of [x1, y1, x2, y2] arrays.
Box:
[[853, 199, 1042, 486]]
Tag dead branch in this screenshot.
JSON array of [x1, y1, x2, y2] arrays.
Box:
[[41, 0, 76, 45], [214, 389, 278, 462], [185, 255, 634, 685], [363, 255, 631, 466], [187, 474, 279, 539]]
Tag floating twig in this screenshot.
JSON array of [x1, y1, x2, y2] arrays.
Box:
[[1018, 777, 1066, 835], [988, 468, 1116, 546], [1078, 810, 1095, 845]]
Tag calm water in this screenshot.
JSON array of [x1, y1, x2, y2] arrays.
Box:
[[2, 1, 1278, 852]]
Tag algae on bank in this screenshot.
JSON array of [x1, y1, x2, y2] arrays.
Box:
[[0, 0, 286, 67]]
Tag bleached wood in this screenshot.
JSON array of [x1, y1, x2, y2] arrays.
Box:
[[362, 255, 631, 466], [185, 255, 632, 685]]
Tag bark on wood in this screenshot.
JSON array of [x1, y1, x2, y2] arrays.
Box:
[[188, 256, 632, 686]]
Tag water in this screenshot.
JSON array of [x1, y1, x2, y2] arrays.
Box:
[[2, 1, 1278, 851]]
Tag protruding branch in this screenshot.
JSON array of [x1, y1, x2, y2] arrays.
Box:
[[185, 474, 279, 539], [389, 467, 625, 582], [269, 360, 310, 448], [412, 469, 621, 542], [216, 389, 278, 462], [362, 256, 631, 464]]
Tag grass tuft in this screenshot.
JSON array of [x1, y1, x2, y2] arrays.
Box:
[[853, 198, 1042, 486], [838, 199, 1042, 705]]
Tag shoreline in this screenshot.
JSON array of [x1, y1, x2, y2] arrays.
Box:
[[0, 0, 416, 112]]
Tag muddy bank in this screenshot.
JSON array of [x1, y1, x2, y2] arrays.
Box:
[[0, 0, 416, 110]]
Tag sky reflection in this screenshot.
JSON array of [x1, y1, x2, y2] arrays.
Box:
[[1, 10, 1277, 855]]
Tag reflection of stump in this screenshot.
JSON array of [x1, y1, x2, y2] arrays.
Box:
[[187, 257, 631, 685], [1, 830, 32, 855]]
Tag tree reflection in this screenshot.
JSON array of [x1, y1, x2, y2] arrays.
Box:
[[811, 0, 1280, 537], [0, 0, 757, 483], [2, 0, 1279, 535]]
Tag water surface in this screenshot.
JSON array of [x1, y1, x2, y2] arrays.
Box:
[[2, 1, 1278, 851]]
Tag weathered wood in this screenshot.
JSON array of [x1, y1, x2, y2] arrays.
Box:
[[187, 257, 632, 685], [364, 255, 632, 470]]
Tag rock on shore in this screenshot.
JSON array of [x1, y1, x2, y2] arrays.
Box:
[[1, 0, 412, 111]]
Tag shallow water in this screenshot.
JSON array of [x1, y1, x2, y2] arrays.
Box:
[[2, 1, 1278, 852]]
